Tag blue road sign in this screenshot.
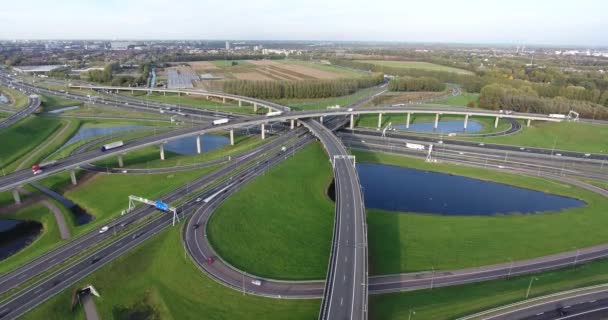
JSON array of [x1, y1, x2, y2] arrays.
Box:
[[155, 201, 169, 211]]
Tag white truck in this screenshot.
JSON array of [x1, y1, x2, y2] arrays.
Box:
[[405, 143, 425, 150], [266, 111, 283, 117], [101, 141, 124, 152], [212, 118, 230, 125], [548, 114, 567, 119]]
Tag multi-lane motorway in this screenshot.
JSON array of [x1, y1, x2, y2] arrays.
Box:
[[2, 74, 608, 320]]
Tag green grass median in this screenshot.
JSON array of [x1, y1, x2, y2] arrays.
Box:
[[208, 143, 334, 280]]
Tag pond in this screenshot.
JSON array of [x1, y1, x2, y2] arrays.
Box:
[[64, 125, 145, 147], [164, 134, 230, 156], [0, 219, 42, 261], [355, 163, 585, 215], [393, 120, 483, 134]]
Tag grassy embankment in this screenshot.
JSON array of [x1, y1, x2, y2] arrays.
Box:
[[208, 143, 334, 280], [370, 258, 608, 319], [21, 226, 319, 320], [0, 203, 64, 274], [435, 92, 480, 106], [0, 86, 29, 109], [355, 113, 511, 134], [463, 121, 608, 154], [0, 116, 63, 170], [207, 144, 608, 278]]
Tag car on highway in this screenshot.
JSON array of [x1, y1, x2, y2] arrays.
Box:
[[555, 153, 562, 156], [196, 197, 202, 202], [584, 153, 591, 157], [251, 279, 262, 286], [207, 257, 215, 265], [99, 226, 109, 233], [193, 223, 200, 229], [479, 143, 485, 146]]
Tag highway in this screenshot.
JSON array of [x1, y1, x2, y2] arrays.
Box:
[[459, 283, 608, 320], [0, 128, 312, 320], [304, 119, 367, 320], [0, 95, 40, 129], [0, 129, 302, 298]]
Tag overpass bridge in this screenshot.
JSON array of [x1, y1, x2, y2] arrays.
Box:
[[69, 85, 291, 113]]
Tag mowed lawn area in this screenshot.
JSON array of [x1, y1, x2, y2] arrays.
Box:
[[435, 92, 479, 106], [0, 116, 62, 168], [463, 121, 608, 153], [65, 166, 220, 230], [356, 60, 474, 75], [207, 142, 608, 278], [355, 150, 608, 274], [208, 143, 334, 280], [22, 227, 319, 320], [370, 257, 608, 319]]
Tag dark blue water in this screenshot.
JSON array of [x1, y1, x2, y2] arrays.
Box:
[[357, 163, 585, 215], [64, 125, 144, 147], [393, 120, 483, 134], [0, 219, 42, 261], [165, 134, 230, 155]]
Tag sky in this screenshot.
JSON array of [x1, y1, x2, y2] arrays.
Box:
[[0, 0, 606, 46]]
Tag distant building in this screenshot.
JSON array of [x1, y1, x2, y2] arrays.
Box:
[[225, 41, 230, 50], [13, 65, 65, 74], [110, 41, 134, 50]]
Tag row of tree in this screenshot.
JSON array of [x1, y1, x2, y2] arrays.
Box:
[[479, 83, 608, 119], [223, 74, 384, 99], [85, 62, 152, 87], [162, 54, 284, 63], [388, 77, 446, 92]]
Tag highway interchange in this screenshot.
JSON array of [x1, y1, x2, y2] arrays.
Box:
[[1, 73, 608, 319]]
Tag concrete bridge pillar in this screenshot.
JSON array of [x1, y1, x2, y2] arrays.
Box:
[[261, 124, 266, 140], [320, 116, 324, 124], [464, 114, 469, 130], [230, 129, 234, 146], [378, 113, 383, 128], [350, 114, 354, 129], [131, 89, 134, 94], [434, 113, 440, 129], [527, 119, 531, 127], [406, 113, 411, 129], [222, 97, 226, 104], [178, 92, 181, 96], [297, 120, 301, 127], [163, 91, 166, 96], [160, 143, 165, 160], [238, 100, 242, 107], [253, 103, 258, 112], [118, 155, 124, 168], [290, 119, 295, 130], [70, 170, 77, 186], [12, 189, 21, 205], [196, 135, 202, 154], [494, 116, 500, 128]]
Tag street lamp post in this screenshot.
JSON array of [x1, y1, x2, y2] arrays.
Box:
[[525, 277, 539, 299], [430, 266, 435, 290], [573, 249, 580, 267], [408, 309, 416, 320], [507, 258, 513, 279]]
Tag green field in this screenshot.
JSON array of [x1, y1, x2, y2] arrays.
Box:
[[355, 113, 511, 134], [435, 92, 479, 106], [0, 116, 62, 169], [371, 258, 608, 319], [208, 143, 334, 280], [0, 204, 65, 274], [355, 150, 608, 273], [356, 60, 474, 75], [64, 166, 220, 229], [206, 141, 608, 278], [0, 86, 29, 109], [40, 94, 83, 111], [464, 121, 608, 154], [22, 226, 319, 320]]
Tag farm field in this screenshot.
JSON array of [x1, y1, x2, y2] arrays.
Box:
[[167, 59, 368, 82], [356, 60, 474, 75]]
